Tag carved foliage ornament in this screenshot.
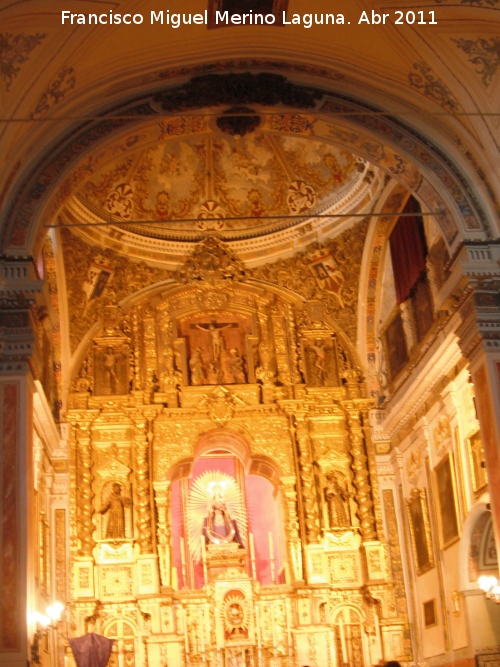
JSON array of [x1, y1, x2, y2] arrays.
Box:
[[174, 237, 246, 286]]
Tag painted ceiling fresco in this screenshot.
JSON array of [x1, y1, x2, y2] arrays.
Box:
[[70, 120, 368, 242]]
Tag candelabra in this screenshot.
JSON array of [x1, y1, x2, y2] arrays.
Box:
[[31, 602, 65, 665], [478, 575, 500, 603]]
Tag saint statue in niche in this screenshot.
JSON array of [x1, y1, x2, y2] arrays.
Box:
[[324, 472, 351, 528], [100, 482, 130, 539], [189, 347, 205, 385], [207, 361, 223, 385], [203, 491, 243, 546], [227, 348, 246, 383]]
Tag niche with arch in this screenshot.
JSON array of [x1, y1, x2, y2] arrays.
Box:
[[169, 429, 286, 589]]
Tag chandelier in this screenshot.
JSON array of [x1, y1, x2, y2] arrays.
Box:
[[478, 576, 500, 603]]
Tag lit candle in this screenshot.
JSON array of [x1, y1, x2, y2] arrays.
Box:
[[249, 533, 256, 579], [338, 615, 348, 665]]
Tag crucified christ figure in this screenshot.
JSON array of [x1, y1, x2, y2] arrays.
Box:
[[195, 322, 234, 361], [308, 340, 332, 384]]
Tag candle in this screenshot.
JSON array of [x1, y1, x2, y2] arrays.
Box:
[[200, 608, 205, 654], [201, 535, 208, 585], [285, 599, 292, 650], [374, 611, 383, 661], [338, 615, 348, 665], [180, 538, 186, 563], [205, 604, 210, 649], [183, 608, 190, 654], [268, 532, 275, 584], [271, 604, 277, 648], [180, 539, 187, 588], [214, 606, 219, 650], [249, 533, 257, 579], [256, 605, 262, 648]]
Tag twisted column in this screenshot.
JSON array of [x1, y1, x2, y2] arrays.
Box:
[[281, 476, 303, 580], [345, 404, 376, 541], [154, 482, 171, 587], [294, 415, 321, 543], [134, 419, 153, 553], [75, 423, 95, 557]]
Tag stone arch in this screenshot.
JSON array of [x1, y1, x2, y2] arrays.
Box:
[[1, 69, 493, 260], [167, 427, 284, 487], [459, 502, 496, 592]]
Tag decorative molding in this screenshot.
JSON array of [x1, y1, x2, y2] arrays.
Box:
[[453, 37, 500, 88], [408, 61, 461, 114], [32, 64, 76, 118], [0, 32, 46, 91]]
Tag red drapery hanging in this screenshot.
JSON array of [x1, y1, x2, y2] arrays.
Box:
[[389, 197, 427, 304]]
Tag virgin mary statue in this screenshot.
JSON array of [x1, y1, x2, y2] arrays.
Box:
[[188, 472, 247, 562], [202, 491, 243, 546]]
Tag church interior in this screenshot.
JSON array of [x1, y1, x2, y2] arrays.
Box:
[[1, 1, 500, 667]]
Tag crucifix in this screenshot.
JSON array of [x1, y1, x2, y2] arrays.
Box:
[[191, 321, 238, 361]]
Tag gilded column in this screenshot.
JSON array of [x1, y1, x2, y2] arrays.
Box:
[[75, 422, 95, 557], [68, 421, 79, 557], [255, 302, 276, 391], [134, 418, 153, 553], [143, 305, 157, 399], [154, 481, 171, 587], [271, 302, 292, 386], [294, 414, 321, 543], [281, 476, 303, 581], [284, 303, 303, 385], [132, 308, 143, 391], [344, 403, 377, 541], [360, 403, 384, 539]]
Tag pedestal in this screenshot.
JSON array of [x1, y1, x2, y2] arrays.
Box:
[[206, 543, 247, 581]]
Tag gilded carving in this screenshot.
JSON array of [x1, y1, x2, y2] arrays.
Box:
[[0, 32, 46, 91], [75, 423, 96, 557], [134, 419, 154, 554], [345, 405, 377, 541]]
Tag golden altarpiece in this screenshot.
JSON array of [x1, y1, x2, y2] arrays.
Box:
[[64, 236, 408, 667]]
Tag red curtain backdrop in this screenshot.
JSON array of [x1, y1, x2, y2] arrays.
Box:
[[389, 197, 427, 304]]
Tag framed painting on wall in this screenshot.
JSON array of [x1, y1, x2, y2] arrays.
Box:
[[467, 428, 488, 497], [406, 488, 434, 576], [434, 452, 461, 549], [423, 599, 437, 628]]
